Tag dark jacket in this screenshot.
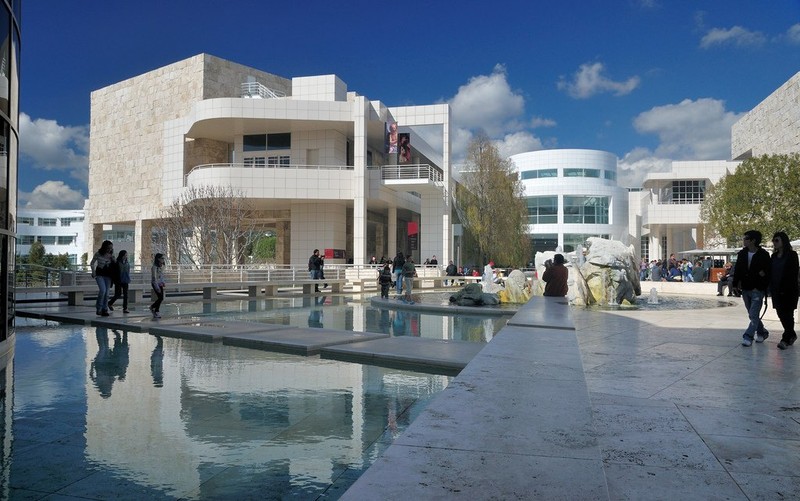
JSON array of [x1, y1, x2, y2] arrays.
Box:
[[542, 264, 569, 297], [392, 254, 405, 273], [445, 263, 458, 276], [308, 254, 322, 271], [770, 250, 799, 310], [733, 247, 771, 292]]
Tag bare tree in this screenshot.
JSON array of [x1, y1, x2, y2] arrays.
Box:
[[155, 185, 262, 266], [455, 133, 530, 267]]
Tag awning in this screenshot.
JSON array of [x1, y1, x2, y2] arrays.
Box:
[[677, 248, 741, 255]]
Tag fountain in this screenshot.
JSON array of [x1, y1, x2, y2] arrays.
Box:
[[648, 288, 659, 304]]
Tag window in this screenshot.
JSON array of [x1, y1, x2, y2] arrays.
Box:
[[564, 168, 600, 178], [671, 180, 705, 204], [563, 233, 609, 253], [563, 196, 609, 224], [19, 235, 33, 244], [244, 157, 266, 167], [18, 216, 33, 225], [526, 196, 557, 224], [268, 155, 290, 167], [38, 236, 56, 245], [243, 134, 266, 152], [520, 168, 557, 180], [267, 133, 291, 150], [641, 236, 649, 262], [60, 217, 83, 226], [57, 236, 74, 245], [38, 218, 56, 227], [604, 170, 617, 181]]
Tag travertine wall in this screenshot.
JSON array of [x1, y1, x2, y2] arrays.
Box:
[[87, 53, 289, 258], [185, 138, 229, 174], [731, 71, 800, 159]]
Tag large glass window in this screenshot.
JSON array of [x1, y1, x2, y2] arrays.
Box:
[[18, 216, 32, 225], [37, 218, 56, 227], [604, 170, 617, 181], [60, 217, 83, 226], [563, 196, 609, 224], [243, 134, 266, 152], [564, 168, 600, 178], [671, 180, 705, 204], [520, 168, 557, 180], [267, 133, 291, 150], [526, 196, 557, 224], [530, 233, 558, 264], [38, 236, 56, 245], [564, 233, 609, 253], [641, 235, 649, 262], [18, 235, 32, 245], [57, 236, 74, 245]]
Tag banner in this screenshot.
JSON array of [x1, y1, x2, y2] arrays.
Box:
[[398, 133, 411, 163], [386, 122, 398, 154]]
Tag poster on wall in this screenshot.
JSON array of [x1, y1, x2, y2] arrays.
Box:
[[386, 121, 398, 154], [408, 221, 418, 251]]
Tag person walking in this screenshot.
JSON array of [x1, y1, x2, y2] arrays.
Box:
[[90, 240, 114, 316], [769, 232, 799, 350], [308, 249, 323, 292], [149, 253, 166, 319], [402, 256, 416, 302], [542, 254, 569, 297], [378, 263, 393, 299], [392, 251, 405, 295], [107, 249, 131, 313], [732, 230, 771, 346]]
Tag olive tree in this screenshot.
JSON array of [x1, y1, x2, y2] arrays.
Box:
[[701, 154, 800, 244]]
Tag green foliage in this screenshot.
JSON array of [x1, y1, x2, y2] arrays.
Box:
[[252, 235, 277, 262], [701, 154, 800, 244], [455, 133, 531, 267], [28, 241, 45, 266]]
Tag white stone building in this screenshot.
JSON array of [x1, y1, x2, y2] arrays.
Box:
[[16, 208, 86, 265], [87, 54, 452, 267]]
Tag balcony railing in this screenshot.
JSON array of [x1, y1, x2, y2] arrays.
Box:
[[240, 82, 286, 99], [381, 164, 443, 182], [184, 163, 354, 186]]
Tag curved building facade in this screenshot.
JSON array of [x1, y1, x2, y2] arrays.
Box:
[[510, 149, 629, 257], [0, 0, 20, 363]]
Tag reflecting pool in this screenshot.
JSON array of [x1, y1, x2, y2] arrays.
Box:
[[3, 320, 449, 499]]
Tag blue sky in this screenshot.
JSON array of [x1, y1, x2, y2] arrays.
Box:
[[18, 0, 800, 209]]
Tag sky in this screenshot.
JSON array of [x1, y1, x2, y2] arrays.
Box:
[[18, 0, 800, 209]]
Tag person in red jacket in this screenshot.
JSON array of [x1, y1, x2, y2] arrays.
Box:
[[542, 254, 569, 297]]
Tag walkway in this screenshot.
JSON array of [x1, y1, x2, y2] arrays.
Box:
[[344, 298, 800, 499]]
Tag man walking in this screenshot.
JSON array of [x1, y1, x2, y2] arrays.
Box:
[[308, 249, 323, 293], [392, 251, 405, 296], [732, 230, 771, 346]]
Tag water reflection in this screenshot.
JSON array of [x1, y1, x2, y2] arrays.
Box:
[[6, 323, 448, 498], [89, 328, 129, 398]]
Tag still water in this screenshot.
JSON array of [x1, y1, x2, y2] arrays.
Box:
[[3, 320, 450, 499]]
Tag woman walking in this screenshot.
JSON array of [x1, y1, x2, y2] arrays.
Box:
[[108, 250, 131, 313], [90, 240, 114, 316], [149, 253, 166, 319], [770, 232, 799, 350]]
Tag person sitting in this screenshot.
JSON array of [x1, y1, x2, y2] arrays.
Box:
[[717, 263, 736, 296], [542, 254, 569, 297], [691, 260, 706, 282], [667, 265, 682, 281]]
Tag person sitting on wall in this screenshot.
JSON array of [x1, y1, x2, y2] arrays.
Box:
[[542, 254, 569, 297]]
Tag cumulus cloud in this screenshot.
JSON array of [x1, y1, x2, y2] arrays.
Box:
[[617, 147, 672, 188], [787, 23, 800, 44], [449, 64, 526, 137], [699, 26, 766, 49], [557, 62, 640, 99], [445, 66, 549, 165], [632, 98, 743, 160], [19, 180, 85, 210], [20, 112, 89, 183], [494, 131, 544, 159]]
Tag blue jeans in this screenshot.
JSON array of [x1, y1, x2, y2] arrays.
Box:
[[742, 289, 768, 340], [395, 270, 403, 293], [95, 275, 111, 312]]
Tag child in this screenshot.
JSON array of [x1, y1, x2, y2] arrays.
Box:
[[149, 253, 165, 318], [378, 263, 393, 299], [108, 249, 131, 313]]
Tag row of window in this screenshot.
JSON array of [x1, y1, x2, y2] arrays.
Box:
[[243, 133, 291, 152], [18, 216, 84, 227], [18, 235, 76, 245], [520, 168, 616, 181], [530, 233, 610, 254], [243, 155, 291, 167], [526, 196, 610, 224]]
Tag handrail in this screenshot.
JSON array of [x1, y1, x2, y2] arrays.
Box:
[[381, 164, 444, 182], [240, 81, 286, 99]]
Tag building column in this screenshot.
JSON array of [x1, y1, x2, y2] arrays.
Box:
[[135, 219, 153, 268], [352, 96, 368, 265], [276, 221, 291, 264], [388, 207, 397, 259]]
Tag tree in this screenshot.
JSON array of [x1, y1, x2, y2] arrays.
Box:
[[251, 234, 277, 262], [154, 185, 263, 266], [28, 241, 45, 267], [701, 154, 800, 244], [455, 133, 531, 267]]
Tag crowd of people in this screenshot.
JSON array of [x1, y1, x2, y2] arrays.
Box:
[[639, 254, 715, 283]]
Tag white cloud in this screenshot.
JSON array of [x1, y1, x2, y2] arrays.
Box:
[[700, 26, 766, 49], [494, 131, 544, 159], [20, 180, 85, 209], [557, 62, 640, 99], [530, 116, 556, 128], [617, 147, 672, 188], [632, 98, 742, 160], [449, 64, 525, 137], [20, 112, 89, 182], [787, 23, 800, 44]]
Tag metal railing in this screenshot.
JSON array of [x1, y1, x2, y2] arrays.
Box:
[[381, 164, 444, 182], [240, 81, 286, 99], [184, 163, 355, 186]]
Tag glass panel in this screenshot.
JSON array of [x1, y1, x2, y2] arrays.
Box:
[[563, 196, 609, 224], [243, 134, 266, 152], [267, 133, 290, 150], [526, 196, 557, 224], [0, 7, 9, 117]]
